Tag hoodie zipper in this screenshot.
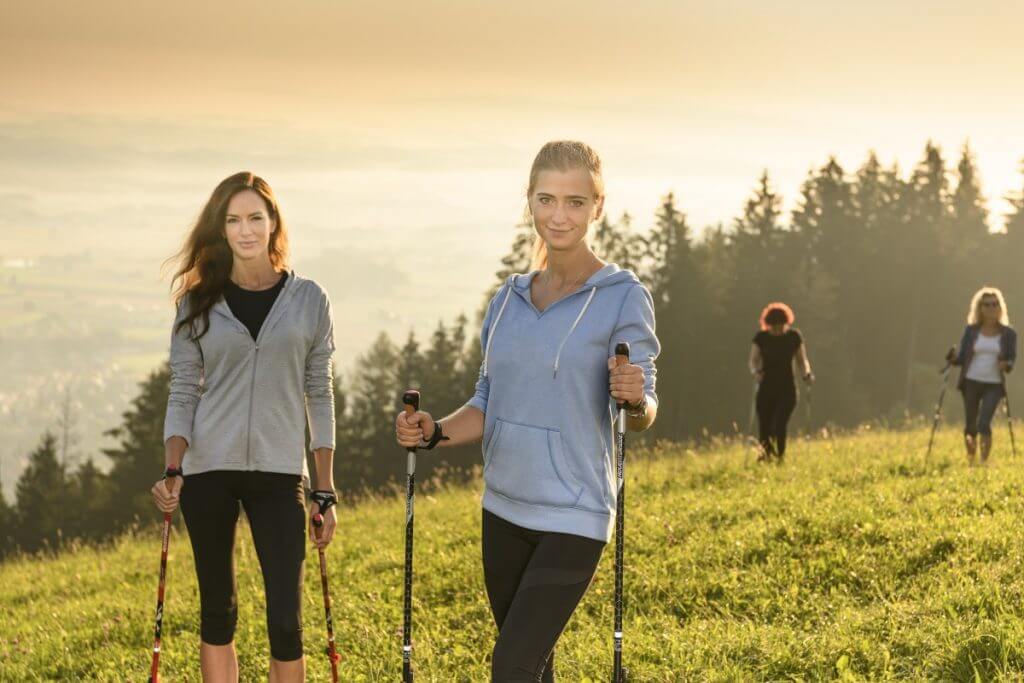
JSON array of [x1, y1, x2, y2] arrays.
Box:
[[246, 340, 258, 468]]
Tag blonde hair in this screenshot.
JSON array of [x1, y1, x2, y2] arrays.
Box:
[[526, 140, 605, 270], [968, 286, 1010, 326]]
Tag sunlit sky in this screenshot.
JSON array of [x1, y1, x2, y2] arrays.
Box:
[[4, 0, 1024, 358]]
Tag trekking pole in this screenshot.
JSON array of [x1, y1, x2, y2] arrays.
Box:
[[311, 514, 340, 682], [925, 347, 956, 460], [747, 380, 760, 463], [611, 342, 630, 683], [804, 379, 813, 458], [1003, 372, 1018, 458], [401, 390, 420, 683], [148, 468, 181, 683]]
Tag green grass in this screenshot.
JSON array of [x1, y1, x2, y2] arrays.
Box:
[[3, 427, 1024, 681]]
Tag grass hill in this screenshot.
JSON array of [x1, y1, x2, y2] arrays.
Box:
[[3, 426, 1024, 681]]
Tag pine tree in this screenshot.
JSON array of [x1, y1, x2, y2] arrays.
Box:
[[851, 153, 908, 414], [0, 468, 12, 558], [490, 220, 535, 300], [901, 142, 950, 410], [14, 432, 67, 553], [950, 143, 990, 252], [1001, 159, 1024, 323], [644, 193, 709, 438], [102, 365, 171, 529], [66, 458, 112, 542], [593, 212, 643, 273], [339, 333, 402, 490], [789, 159, 860, 423]]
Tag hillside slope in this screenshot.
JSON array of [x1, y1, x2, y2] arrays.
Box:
[[3, 427, 1024, 681]]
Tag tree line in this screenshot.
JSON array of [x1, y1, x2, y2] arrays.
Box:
[[2, 140, 1023, 560]]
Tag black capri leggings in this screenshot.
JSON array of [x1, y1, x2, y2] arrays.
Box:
[[482, 508, 605, 682], [757, 383, 797, 459], [179, 470, 307, 661]]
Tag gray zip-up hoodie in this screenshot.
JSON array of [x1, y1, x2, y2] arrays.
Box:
[[467, 264, 659, 542], [163, 271, 336, 482]]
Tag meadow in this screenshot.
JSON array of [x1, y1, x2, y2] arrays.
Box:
[[3, 426, 1024, 681]]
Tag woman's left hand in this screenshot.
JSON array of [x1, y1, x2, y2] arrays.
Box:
[[608, 356, 644, 406], [1000, 360, 1012, 374], [309, 504, 337, 550]]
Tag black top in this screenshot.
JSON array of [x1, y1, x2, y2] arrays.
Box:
[[224, 272, 289, 341], [753, 328, 803, 386]]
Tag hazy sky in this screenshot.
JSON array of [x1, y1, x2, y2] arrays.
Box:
[[4, 0, 1024, 353]]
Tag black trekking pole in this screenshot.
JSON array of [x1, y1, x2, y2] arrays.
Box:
[[804, 379, 813, 459], [311, 514, 340, 682], [925, 347, 956, 460], [747, 380, 761, 463], [1002, 372, 1018, 458], [611, 342, 630, 683], [401, 390, 419, 683]]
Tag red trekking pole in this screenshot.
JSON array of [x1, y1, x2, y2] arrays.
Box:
[[312, 513, 341, 682], [149, 467, 181, 682]]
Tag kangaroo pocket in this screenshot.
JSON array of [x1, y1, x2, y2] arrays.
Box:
[[483, 419, 584, 508]]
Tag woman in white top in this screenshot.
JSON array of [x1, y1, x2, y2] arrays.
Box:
[[948, 287, 1017, 464]]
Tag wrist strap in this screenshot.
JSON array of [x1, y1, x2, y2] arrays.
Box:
[[625, 397, 647, 419], [311, 489, 337, 515], [164, 466, 183, 479], [424, 421, 451, 450]]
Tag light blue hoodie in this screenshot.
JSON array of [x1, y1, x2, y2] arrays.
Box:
[[467, 263, 659, 542]]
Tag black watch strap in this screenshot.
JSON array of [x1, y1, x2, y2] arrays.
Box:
[[311, 489, 338, 515], [164, 466, 183, 479], [424, 421, 451, 450]]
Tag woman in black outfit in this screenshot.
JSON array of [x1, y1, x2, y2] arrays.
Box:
[[151, 172, 337, 682], [748, 302, 813, 462]]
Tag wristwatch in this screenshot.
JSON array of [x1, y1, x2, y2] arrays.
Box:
[[625, 396, 648, 420]]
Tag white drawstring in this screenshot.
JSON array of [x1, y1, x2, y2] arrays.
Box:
[[553, 286, 597, 377], [482, 285, 513, 378]]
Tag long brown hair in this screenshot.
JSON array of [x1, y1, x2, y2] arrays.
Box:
[[167, 172, 290, 339]]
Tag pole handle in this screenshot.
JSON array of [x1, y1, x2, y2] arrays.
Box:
[[614, 342, 630, 410], [941, 345, 957, 372], [403, 390, 421, 454]]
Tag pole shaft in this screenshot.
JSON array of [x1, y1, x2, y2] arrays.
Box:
[[612, 406, 625, 681], [403, 456, 415, 682], [926, 366, 951, 459], [149, 512, 172, 683]]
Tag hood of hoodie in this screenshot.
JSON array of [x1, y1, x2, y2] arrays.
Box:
[[483, 264, 642, 379], [505, 263, 640, 294]]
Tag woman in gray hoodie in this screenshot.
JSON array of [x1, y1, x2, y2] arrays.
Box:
[[151, 172, 337, 682], [396, 141, 660, 682]]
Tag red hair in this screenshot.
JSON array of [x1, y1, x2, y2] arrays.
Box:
[[759, 302, 795, 331]]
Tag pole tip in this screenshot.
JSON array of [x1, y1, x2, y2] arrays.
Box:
[[615, 342, 630, 358]]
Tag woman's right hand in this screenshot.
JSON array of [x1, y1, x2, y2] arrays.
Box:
[[396, 410, 435, 449], [151, 476, 182, 514]]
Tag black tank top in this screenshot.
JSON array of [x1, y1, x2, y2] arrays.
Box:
[[224, 272, 289, 340]]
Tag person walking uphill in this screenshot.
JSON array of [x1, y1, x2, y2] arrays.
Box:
[[395, 141, 660, 682], [947, 286, 1017, 465], [748, 302, 813, 462], [151, 172, 338, 683]]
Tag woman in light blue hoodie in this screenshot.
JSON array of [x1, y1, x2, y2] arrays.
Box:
[[396, 141, 659, 682]]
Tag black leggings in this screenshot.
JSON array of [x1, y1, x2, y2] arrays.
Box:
[[482, 509, 605, 682], [179, 470, 306, 661], [757, 383, 797, 459]]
